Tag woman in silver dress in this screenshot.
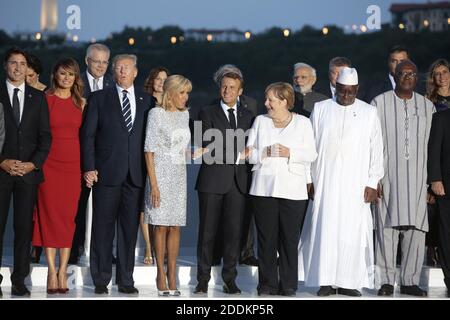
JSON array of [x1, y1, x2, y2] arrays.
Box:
[[144, 75, 192, 296]]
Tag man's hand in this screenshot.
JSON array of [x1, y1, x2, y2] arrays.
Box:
[[364, 186, 377, 203], [431, 181, 445, 197], [427, 191, 436, 205], [84, 170, 98, 188], [307, 183, 314, 200], [0, 159, 23, 176], [15, 162, 36, 176]]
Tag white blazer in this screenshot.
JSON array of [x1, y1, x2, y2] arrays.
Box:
[[247, 114, 317, 200]]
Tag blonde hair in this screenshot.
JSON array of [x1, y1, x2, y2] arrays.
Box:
[[161, 75, 192, 111], [265, 82, 295, 110]]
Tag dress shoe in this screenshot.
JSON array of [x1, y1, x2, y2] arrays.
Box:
[[94, 285, 109, 294], [11, 284, 31, 296], [400, 285, 427, 297], [257, 286, 278, 296], [377, 284, 394, 296], [58, 288, 69, 294], [118, 285, 139, 294], [194, 281, 208, 294], [240, 256, 259, 266], [223, 281, 241, 294], [317, 286, 337, 296], [279, 289, 296, 296], [338, 288, 362, 297]]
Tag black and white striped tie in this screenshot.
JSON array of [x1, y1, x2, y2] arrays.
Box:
[[122, 90, 132, 132]]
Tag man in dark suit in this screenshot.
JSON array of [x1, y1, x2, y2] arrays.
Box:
[[194, 70, 255, 294], [326, 57, 352, 99], [292, 62, 328, 117], [209, 65, 259, 267], [0, 102, 4, 151], [428, 108, 450, 297], [0, 47, 51, 296], [363, 45, 409, 103], [70, 43, 114, 264], [80, 54, 150, 295]]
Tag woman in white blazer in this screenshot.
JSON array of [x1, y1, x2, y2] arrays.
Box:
[[245, 82, 317, 296]]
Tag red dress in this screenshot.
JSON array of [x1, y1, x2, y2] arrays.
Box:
[[32, 94, 82, 248]]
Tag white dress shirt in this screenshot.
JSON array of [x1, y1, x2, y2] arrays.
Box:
[[247, 114, 318, 200], [388, 73, 396, 90], [220, 100, 238, 126], [87, 71, 104, 92], [6, 80, 25, 122], [116, 84, 136, 125]]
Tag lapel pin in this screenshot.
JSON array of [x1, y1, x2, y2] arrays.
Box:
[[28, 94, 32, 98]]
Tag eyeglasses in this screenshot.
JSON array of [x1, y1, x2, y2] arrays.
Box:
[[88, 57, 109, 66], [397, 71, 417, 79]]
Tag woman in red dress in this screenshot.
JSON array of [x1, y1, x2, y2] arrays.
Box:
[[32, 58, 85, 294]]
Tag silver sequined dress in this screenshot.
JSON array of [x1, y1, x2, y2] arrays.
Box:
[[144, 107, 190, 226]]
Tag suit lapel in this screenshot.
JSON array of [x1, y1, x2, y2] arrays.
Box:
[[214, 103, 232, 130], [0, 83, 18, 128], [132, 92, 146, 133], [236, 105, 250, 130], [19, 85, 34, 129]]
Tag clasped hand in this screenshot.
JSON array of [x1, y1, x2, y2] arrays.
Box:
[[0, 159, 35, 176]]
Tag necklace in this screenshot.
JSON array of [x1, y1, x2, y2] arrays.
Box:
[[272, 112, 292, 127]]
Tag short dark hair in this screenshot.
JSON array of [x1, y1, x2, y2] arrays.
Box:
[[221, 72, 244, 88], [389, 45, 409, 57], [3, 47, 28, 64], [329, 57, 351, 71], [25, 53, 43, 75]]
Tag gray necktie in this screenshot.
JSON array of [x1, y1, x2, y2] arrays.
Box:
[[93, 78, 99, 91], [12, 88, 20, 125]]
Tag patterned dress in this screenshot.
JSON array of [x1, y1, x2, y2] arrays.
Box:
[[144, 107, 190, 226]]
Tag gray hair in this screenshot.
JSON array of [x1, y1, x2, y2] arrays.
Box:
[[86, 43, 110, 59], [112, 54, 138, 70], [293, 62, 317, 78], [329, 56, 351, 71], [213, 64, 243, 86]]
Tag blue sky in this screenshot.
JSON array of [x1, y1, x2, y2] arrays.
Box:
[[0, 0, 429, 40]]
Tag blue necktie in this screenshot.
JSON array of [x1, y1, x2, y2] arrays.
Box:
[[122, 90, 132, 132]]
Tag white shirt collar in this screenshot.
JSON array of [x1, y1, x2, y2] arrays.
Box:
[[6, 80, 25, 94], [116, 84, 135, 96], [87, 71, 104, 90], [388, 73, 396, 90], [220, 100, 237, 113]]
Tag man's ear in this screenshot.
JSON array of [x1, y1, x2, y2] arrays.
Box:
[[311, 76, 317, 86]]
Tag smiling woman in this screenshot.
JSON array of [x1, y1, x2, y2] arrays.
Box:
[[32, 57, 84, 294]]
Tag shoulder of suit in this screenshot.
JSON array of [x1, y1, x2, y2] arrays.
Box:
[[25, 85, 46, 100]]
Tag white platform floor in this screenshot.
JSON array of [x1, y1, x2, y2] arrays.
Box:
[[0, 255, 448, 300]]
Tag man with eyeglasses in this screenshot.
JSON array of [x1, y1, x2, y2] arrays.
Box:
[[371, 60, 436, 297], [292, 62, 327, 118], [298, 67, 384, 297], [82, 43, 113, 98], [70, 43, 115, 265]]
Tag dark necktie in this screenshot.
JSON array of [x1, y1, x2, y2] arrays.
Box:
[[227, 108, 236, 129], [12, 88, 20, 125], [122, 90, 132, 132]]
